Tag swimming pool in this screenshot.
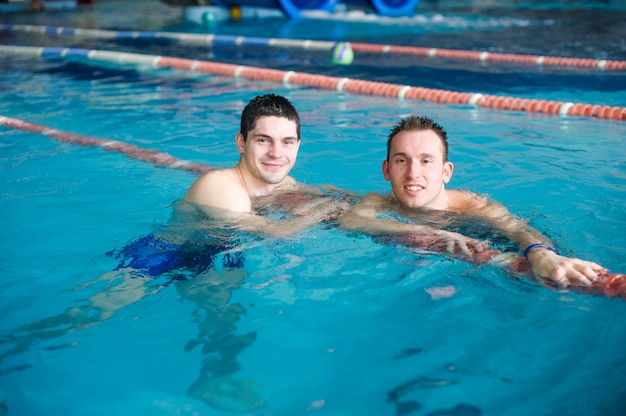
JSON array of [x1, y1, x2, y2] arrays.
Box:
[[1, 1, 626, 415]]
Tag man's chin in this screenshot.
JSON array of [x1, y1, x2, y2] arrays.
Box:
[[402, 195, 431, 209], [261, 174, 287, 185]]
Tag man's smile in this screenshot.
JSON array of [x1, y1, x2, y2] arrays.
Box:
[[405, 185, 424, 192]]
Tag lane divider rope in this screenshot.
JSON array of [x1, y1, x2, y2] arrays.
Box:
[[350, 43, 624, 71], [0, 115, 212, 174], [1, 23, 625, 71], [0, 44, 624, 121]]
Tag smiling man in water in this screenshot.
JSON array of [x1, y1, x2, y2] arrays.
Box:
[[184, 93, 345, 235], [341, 115, 608, 287], [185, 94, 301, 212]]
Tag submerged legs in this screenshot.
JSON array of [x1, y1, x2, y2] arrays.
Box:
[[178, 267, 265, 412]]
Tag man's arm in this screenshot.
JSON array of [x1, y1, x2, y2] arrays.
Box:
[[458, 191, 607, 286], [211, 200, 346, 238], [186, 176, 348, 238], [340, 193, 487, 256]]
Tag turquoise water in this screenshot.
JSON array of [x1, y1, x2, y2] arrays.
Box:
[[1, 1, 626, 415]]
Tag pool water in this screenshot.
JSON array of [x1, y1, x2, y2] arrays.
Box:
[[1, 1, 626, 415]]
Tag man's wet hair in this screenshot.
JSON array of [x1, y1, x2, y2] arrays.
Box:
[[386, 115, 449, 162], [240, 94, 301, 141]]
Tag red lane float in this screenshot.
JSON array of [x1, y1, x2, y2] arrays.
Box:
[[0, 115, 212, 175], [1, 45, 625, 121], [354, 43, 626, 71], [392, 234, 626, 301], [148, 55, 626, 121]]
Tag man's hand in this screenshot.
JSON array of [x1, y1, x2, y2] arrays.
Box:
[[527, 248, 607, 287], [394, 232, 497, 265], [432, 230, 488, 257]]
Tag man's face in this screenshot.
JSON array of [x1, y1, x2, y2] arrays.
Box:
[[236, 115, 300, 186], [382, 129, 453, 210]]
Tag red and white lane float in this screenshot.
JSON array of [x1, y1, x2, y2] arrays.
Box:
[[392, 234, 626, 300], [0, 43, 624, 121], [0, 115, 212, 175]]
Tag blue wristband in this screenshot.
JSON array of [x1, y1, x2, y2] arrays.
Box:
[[523, 243, 560, 258]]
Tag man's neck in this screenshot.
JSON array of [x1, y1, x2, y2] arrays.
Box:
[[234, 163, 279, 198]]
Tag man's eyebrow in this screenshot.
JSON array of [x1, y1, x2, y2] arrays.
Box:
[[252, 133, 298, 141], [252, 133, 271, 138], [391, 152, 436, 158], [390, 151, 408, 158]]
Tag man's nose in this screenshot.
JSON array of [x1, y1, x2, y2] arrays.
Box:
[[406, 161, 420, 177], [267, 143, 281, 158]]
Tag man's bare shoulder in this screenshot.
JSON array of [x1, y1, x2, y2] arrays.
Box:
[[363, 192, 392, 206], [186, 168, 237, 193], [348, 192, 389, 217], [447, 189, 488, 212], [447, 189, 514, 220], [184, 168, 249, 211]]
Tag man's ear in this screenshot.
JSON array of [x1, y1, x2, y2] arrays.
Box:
[[236, 132, 245, 154], [443, 161, 454, 184], [382, 159, 391, 181]]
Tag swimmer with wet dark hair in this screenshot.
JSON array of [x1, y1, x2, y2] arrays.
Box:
[[108, 94, 349, 279], [118, 94, 352, 411], [184, 93, 349, 235], [341, 115, 624, 296]]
